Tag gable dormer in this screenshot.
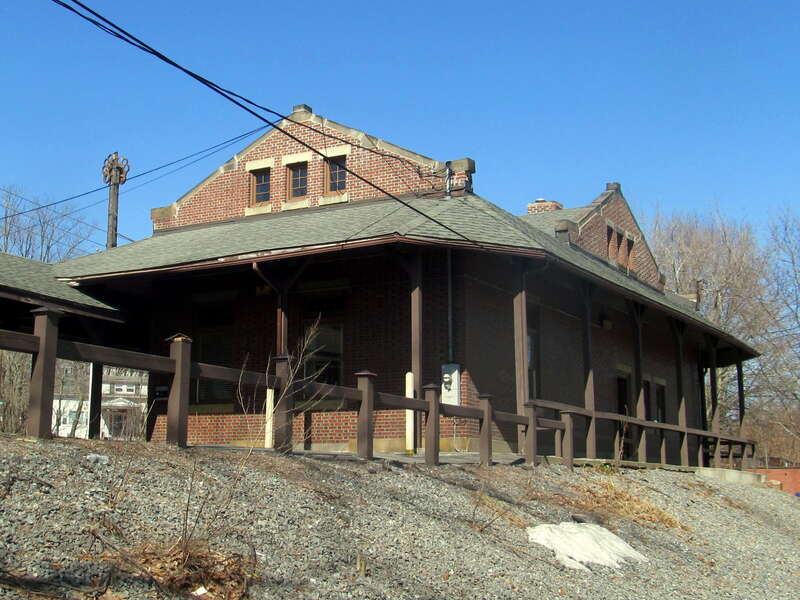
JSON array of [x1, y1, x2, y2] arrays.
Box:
[[521, 182, 665, 290], [150, 104, 476, 231]]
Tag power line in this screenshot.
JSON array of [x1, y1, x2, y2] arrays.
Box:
[[53, 0, 481, 248], [1, 187, 135, 242], [0, 124, 268, 224]]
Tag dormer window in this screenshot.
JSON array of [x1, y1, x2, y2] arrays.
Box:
[[251, 169, 271, 204], [326, 156, 347, 193], [288, 162, 308, 199]]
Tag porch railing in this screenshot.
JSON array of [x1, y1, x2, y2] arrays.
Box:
[[1, 309, 756, 469], [531, 399, 756, 470]]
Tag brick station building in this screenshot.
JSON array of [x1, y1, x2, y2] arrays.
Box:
[[5, 104, 757, 461]]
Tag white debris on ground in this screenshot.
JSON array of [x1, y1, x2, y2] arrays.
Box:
[[527, 522, 648, 572], [84, 453, 109, 465]]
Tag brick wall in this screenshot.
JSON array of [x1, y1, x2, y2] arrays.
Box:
[[575, 193, 662, 290], [151, 110, 470, 231]]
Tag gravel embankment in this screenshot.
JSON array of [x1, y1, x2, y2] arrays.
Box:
[[1, 435, 798, 599]]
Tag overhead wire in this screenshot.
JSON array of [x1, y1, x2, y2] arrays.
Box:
[[53, 0, 482, 248], [0, 124, 268, 223]]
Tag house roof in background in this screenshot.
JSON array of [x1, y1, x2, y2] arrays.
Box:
[[0, 251, 118, 315]]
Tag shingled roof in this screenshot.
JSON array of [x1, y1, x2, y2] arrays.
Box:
[[52, 194, 756, 357], [0, 251, 118, 314]]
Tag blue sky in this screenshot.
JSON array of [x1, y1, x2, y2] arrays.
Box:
[[1, 1, 798, 250]]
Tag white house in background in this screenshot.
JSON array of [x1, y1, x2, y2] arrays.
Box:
[[51, 368, 148, 439]]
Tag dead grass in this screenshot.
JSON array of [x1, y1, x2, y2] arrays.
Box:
[[572, 480, 686, 530], [469, 490, 535, 530], [93, 529, 254, 600]]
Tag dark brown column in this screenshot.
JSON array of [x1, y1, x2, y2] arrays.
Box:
[[276, 291, 288, 355], [356, 371, 376, 460], [561, 411, 574, 470], [524, 400, 538, 464], [736, 359, 746, 432], [479, 394, 493, 466], [581, 283, 597, 458], [273, 356, 295, 453], [629, 301, 647, 462], [424, 384, 440, 466], [26, 308, 62, 439], [166, 334, 192, 447], [706, 336, 721, 464], [670, 319, 689, 466], [87, 362, 103, 439], [513, 261, 529, 452]]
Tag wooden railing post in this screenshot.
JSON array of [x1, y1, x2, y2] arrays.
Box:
[[479, 394, 493, 466], [356, 371, 376, 460], [696, 435, 705, 467], [659, 430, 667, 465], [524, 400, 538, 465], [166, 334, 192, 447], [561, 411, 574, 470], [26, 308, 62, 439], [424, 384, 440, 466], [273, 355, 295, 453], [87, 362, 103, 439]]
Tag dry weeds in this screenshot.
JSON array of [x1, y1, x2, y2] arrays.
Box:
[[572, 479, 686, 530]]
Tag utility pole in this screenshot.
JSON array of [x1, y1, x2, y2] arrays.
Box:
[[102, 152, 130, 249]]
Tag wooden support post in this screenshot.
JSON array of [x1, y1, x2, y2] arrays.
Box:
[[670, 319, 690, 466], [26, 308, 62, 439], [87, 362, 103, 439], [410, 251, 423, 449], [276, 291, 288, 355], [356, 371, 376, 460], [273, 355, 294, 453], [727, 441, 734, 468], [736, 359, 746, 434], [561, 412, 574, 470], [424, 384, 440, 466], [252, 260, 309, 356], [581, 283, 597, 459], [697, 435, 705, 467], [707, 336, 721, 465], [513, 261, 530, 453], [659, 431, 667, 465], [166, 334, 192, 447], [479, 394, 493, 466], [524, 400, 537, 465], [613, 424, 621, 462], [629, 301, 647, 462], [555, 427, 563, 458]]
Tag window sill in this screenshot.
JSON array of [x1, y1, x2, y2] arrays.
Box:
[[319, 192, 349, 206], [283, 197, 310, 211], [244, 203, 273, 216]]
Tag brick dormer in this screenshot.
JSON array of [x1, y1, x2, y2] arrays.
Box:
[[151, 104, 476, 231]]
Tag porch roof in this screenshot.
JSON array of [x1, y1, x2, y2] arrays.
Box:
[[0, 251, 119, 316], [53, 193, 757, 358]]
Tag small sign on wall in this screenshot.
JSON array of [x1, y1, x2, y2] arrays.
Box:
[[441, 363, 460, 405]]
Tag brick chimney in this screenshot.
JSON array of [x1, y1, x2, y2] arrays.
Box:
[[445, 158, 476, 194], [527, 198, 563, 214]]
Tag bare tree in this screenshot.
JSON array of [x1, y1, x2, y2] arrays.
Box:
[[0, 186, 95, 434], [649, 207, 800, 463]]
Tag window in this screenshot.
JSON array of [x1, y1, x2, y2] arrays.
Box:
[[305, 322, 343, 385], [326, 156, 346, 193], [616, 376, 630, 415], [655, 384, 666, 423], [626, 238, 635, 271], [288, 162, 308, 198], [607, 226, 616, 262], [252, 168, 271, 204]]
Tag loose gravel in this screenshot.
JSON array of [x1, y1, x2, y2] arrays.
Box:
[[1, 435, 798, 599]]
